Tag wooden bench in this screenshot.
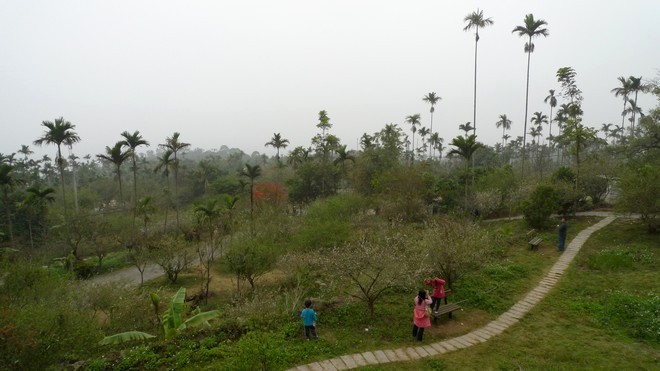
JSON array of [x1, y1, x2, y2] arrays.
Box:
[[430, 289, 462, 323], [527, 229, 542, 250], [431, 303, 462, 323]]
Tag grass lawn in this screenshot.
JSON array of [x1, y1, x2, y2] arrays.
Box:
[[359, 218, 659, 370]]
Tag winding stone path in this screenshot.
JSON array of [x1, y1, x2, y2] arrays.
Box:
[[289, 216, 617, 371]]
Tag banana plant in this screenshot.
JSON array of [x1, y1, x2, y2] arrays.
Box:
[[99, 287, 220, 345]]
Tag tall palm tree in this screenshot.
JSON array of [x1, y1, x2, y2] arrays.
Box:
[[120, 131, 150, 210], [495, 114, 512, 147], [405, 114, 421, 161], [422, 92, 441, 152], [448, 135, 484, 209], [334, 145, 355, 188], [154, 149, 175, 232], [502, 133, 511, 146], [97, 142, 131, 204], [611, 76, 632, 131], [544, 89, 557, 138], [265, 132, 290, 163], [531, 112, 548, 143], [287, 146, 310, 169], [240, 163, 261, 217], [628, 76, 646, 131], [428, 133, 444, 159], [463, 9, 494, 135], [159, 132, 190, 229], [600, 123, 612, 143], [136, 196, 154, 233], [458, 122, 474, 137], [18, 145, 33, 161], [0, 164, 23, 247], [512, 14, 549, 179], [33, 117, 81, 226], [623, 98, 643, 132], [418, 127, 430, 157], [22, 184, 55, 248]]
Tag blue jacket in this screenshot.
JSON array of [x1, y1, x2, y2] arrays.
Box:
[[300, 308, 317, 326]]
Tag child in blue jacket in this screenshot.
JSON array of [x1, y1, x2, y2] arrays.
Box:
[[300, 299, 318, 340]]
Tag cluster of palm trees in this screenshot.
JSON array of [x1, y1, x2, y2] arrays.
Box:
[[611, 76, 648, 134]]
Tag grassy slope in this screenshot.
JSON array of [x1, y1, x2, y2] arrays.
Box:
[[360, 219, 659, 370]]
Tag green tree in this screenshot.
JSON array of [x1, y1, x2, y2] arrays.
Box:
[[495, 114, 512, 147], [628, 76, 647, 131], [136, 196, 154, 233], [159, 132, 190, 229], [100, 287, 220, 344], [422, 92, 442, 157], [544, 89, 558, 138], [96, 142, 131, 204], [21, 184, 55, 248], [154, 149, 175, 232], [120, 130, 150, 211], [611, 76, 632, 131], [264, 132, 290, 163], [458, 122, 474, 137], [240, 163, 261, 217], [512, 14, 549, 178], [33, 117, 81, 226], [0, 164, 23, 246], [405, 114, 421, 161], [463, 9, 494, 136], [448, 135, 484, 208]]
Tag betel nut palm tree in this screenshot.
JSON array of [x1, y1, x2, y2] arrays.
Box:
[[405, 114, 421, 161], [154, 149, 175, 232], [240, 163, 261, 217], [159, 132, 190, 229], [0, 163, 24, 247], [495, 114, 512, 147], [265, 132, 290, 163], [611, 76, 632, 131], [448, 134, 484, 210], [544, 89, 558, 138], [512, 14, 549, 179], [120, 131, 150, 210], [33, 117, 81, 227], [422, 92, 441, 157], [96, 141, 131, 204], [463, 9, 494, 136]]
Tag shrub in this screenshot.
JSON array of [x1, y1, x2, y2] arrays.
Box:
[[523, 184, 563, 228]]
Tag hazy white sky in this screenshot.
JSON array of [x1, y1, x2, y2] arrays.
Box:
[[1, 0, 658, 159]]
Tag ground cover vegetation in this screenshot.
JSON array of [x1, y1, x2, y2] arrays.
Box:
[[362, 219, 659, 370], [1, 11, 659, 370]]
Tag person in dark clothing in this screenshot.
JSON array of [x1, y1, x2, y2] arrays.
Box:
[[557, 217, 568, 252]]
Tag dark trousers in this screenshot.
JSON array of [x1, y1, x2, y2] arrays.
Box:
[[412, 325, 425, 341], [304, 325, 317, 340], [431, 297, 441, 311]]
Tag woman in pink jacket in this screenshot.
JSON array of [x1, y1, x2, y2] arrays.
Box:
[[424, 277, 446, 313], [412, 290, 433, 341]]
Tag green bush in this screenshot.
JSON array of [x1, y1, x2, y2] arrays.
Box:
[[523, 184, 562, 228]]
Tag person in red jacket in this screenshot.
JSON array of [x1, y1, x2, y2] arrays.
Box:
[[424, 277, 446, 313]]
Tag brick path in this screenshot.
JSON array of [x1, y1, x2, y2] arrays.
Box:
[[289, 216, 617, 370]]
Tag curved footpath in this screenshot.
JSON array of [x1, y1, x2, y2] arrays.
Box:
[[289, 215, 617, 371]]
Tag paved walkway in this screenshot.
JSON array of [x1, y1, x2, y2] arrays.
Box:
[[289, 216, 617, 370]]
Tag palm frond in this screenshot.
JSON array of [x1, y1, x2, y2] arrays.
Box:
[[99, 331, 156, 345]]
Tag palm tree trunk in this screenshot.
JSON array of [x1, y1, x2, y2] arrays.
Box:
[[117, 167, 124, 204], [521, 43, 532, 180], [472, 35, 478, 136], [3, 190, 13, 247], [621, 98, 627, 131], [132, 157, 138, 227], [57, 145, 71, 242], [632, 91, 639, 132], [429, 112, 434, 159]]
